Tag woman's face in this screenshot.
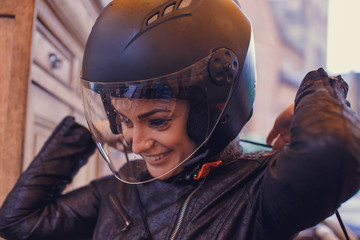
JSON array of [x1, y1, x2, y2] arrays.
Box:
[[112, 98, 196, 179]]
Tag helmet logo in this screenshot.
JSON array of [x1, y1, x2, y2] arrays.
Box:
[[209, 48, 239, 86]]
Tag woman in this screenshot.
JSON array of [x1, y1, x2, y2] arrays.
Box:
[[1, 0, 359, 239]]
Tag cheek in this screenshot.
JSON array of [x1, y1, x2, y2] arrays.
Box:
[[121, 127, 131, 142], [154, 125, 195, 152]]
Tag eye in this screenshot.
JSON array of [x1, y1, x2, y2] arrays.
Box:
[[122, 117, 133, 128], [149, 118, 171, 130], [116, 114, 133, 128]]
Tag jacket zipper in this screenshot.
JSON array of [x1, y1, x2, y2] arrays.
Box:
[[169, 179, 205, 240], [109, 192, 133, 231]]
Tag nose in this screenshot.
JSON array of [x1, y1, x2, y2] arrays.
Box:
[[123, 126, 154, 154]]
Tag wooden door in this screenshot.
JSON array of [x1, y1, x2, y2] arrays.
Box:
[[23, 0, 107, 192], [0, 0, 36, 205]]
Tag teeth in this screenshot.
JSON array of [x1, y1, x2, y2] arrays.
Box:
[[147, 152, 169, 161]]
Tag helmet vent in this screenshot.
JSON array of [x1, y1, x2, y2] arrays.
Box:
[[163, 3, 176, 16], [145, 0, 193, 27], [147, 12, 160, 25], [178, 0, 192, 9]]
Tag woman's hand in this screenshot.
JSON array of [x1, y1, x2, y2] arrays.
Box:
[[266, 103, 294, 150]]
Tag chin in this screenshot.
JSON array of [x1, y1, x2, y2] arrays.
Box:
[[148, 165, 183, 180]]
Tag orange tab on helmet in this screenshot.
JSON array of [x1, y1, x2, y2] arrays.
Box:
[[194, 161, 222, 180]]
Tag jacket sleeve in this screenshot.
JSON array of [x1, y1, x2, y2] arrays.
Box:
[[0, 116, 99, 240], [261, 68, 360, 237]]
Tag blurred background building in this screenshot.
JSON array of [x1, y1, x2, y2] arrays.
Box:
[[240, 0, 330, 140], [0, 0, 359, 238]]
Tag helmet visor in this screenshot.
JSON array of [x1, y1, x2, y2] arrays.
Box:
[[81, 53, 235, 184]]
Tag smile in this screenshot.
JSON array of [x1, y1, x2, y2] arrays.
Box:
[[145, 151, 171, 162]]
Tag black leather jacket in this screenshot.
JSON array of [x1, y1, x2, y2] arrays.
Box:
[[1, 68, 360, 240]]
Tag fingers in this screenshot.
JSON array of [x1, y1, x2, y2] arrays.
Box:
[[266, 127, 279, 146], [266, 103, 294, 149], [272, 136, 287, 151]]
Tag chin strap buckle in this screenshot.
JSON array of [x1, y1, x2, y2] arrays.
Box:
[[193, 161, 222, 180]]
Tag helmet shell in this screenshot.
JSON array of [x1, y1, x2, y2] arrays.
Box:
[[82, 0, 256, 158]]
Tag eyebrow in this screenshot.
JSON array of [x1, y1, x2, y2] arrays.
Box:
[[114, 108, 171, 119], [138, 109, 171, 119]]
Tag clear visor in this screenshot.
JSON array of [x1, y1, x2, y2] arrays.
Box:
[[81, 53, 234, 184]]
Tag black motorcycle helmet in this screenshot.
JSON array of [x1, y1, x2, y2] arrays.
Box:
[[81, 0, 256, 184]]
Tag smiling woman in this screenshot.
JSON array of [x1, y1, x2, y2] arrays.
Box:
[[112, 98, 195, 179], [80, 50, 241, 183], [0, 0, 360, 239]]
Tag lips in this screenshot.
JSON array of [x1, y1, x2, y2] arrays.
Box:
[[144, 151, 171, 163]]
